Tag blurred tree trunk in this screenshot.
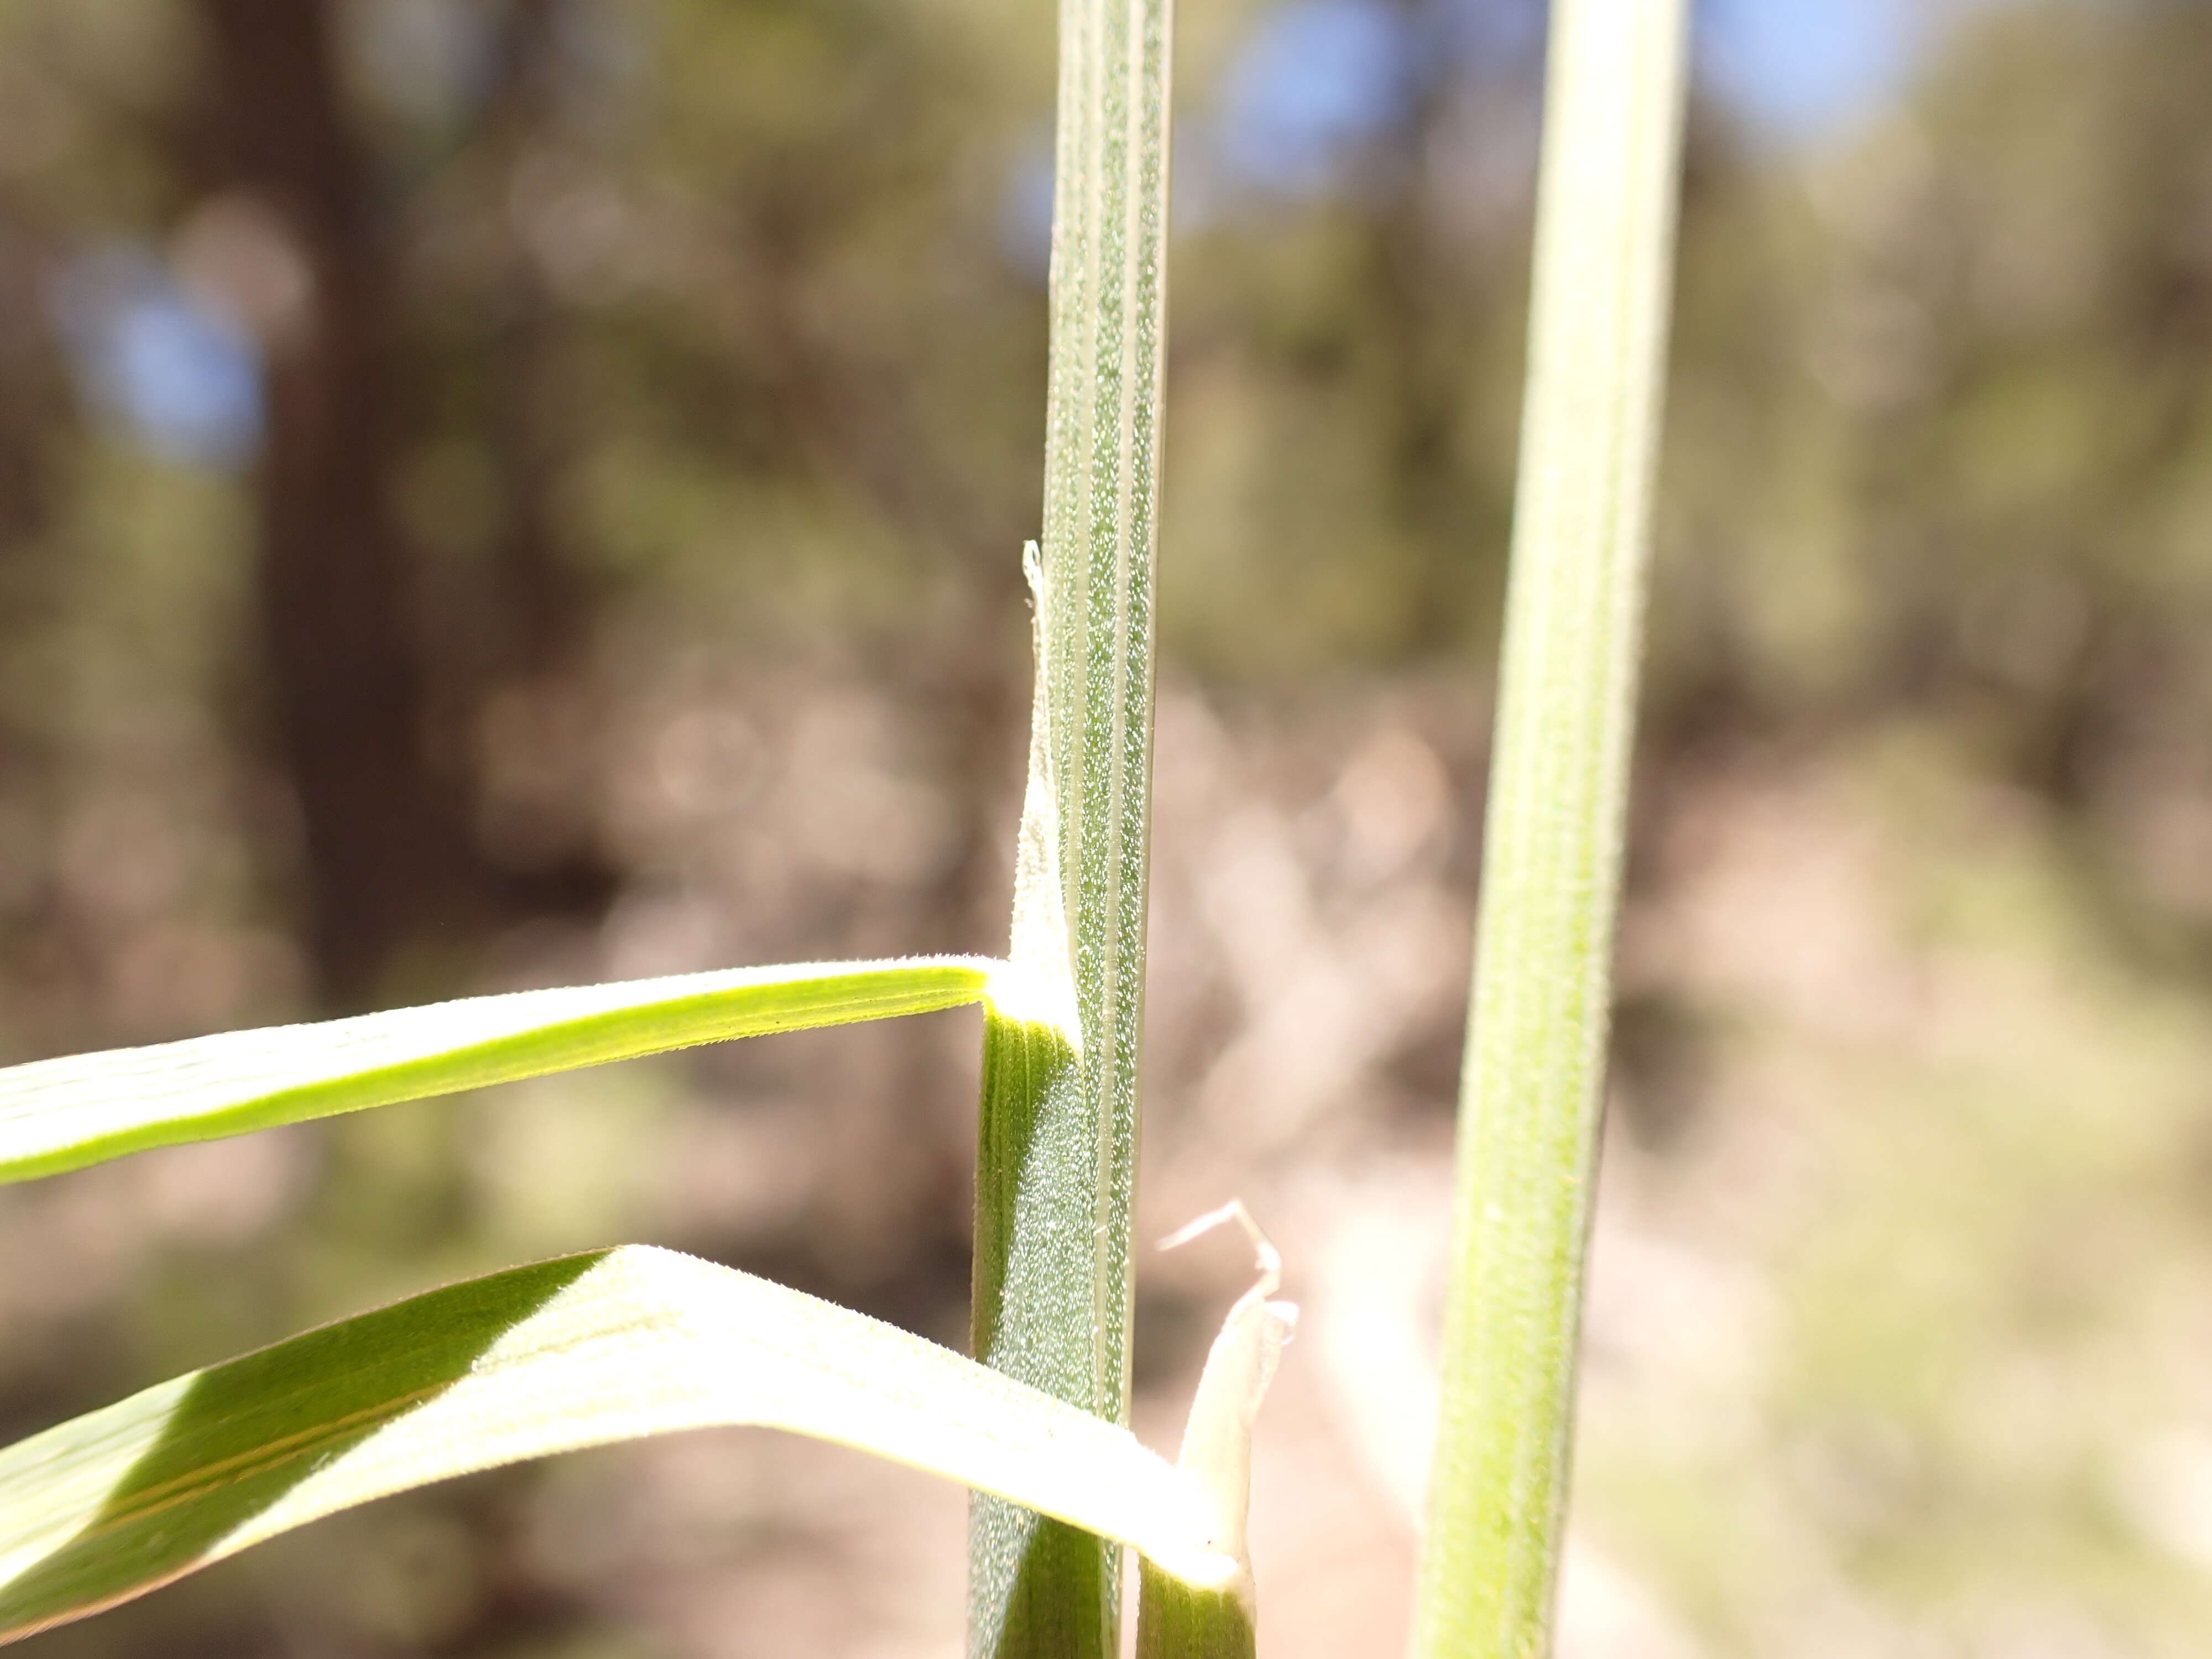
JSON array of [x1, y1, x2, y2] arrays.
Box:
[[199, 0, 488, 1004], [483, 0, 592, 682]]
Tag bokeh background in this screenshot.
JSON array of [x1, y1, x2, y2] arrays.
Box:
[[3, 0, 2211, 1654]]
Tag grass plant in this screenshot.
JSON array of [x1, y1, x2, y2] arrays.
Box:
[[0, 0, 1689, 1653]]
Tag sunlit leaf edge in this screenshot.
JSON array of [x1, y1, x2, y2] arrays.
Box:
[[0, 954, 1003, 1185]]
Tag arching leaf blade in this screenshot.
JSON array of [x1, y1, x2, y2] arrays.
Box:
[[0, 1244, 1234, 1646]]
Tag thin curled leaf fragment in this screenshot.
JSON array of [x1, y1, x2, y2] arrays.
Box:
[[0, 1244, 1239, 1645]]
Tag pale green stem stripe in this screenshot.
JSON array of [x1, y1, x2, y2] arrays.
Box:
[[0, 956, 998, 1185], [0, 1244, 1242, 1647], [1412, 3, 1689, 1657]]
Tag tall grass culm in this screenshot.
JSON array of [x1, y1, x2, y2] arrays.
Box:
[[964, 0, 1171, 1639], [1413, 2, 1691, 1656]]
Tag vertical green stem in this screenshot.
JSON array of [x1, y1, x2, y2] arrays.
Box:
[[966, 0, 1171, 1644], [1412, 3, 1688, 1657]]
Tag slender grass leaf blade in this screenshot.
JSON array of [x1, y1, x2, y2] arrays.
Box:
[[0, 1244, 1237, 1645], [0, 955, 995, 1184]]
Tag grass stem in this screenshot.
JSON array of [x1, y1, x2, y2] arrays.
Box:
[[1411, 3, 1690, 1655], [965, 0, 1172, 1641]]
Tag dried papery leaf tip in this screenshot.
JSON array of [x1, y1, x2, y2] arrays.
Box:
[[1157, 1202, 1280, 1284], [1157, 1203, 1298, 1614]]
